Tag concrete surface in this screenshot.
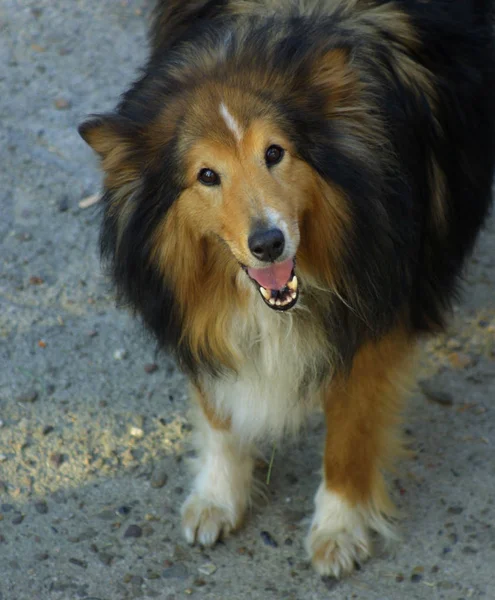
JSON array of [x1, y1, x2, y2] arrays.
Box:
[[1, 1, 494, 599]]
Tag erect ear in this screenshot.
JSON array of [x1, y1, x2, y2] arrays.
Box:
[[78, 115, 143, 188], [310, 47, 357, 111]]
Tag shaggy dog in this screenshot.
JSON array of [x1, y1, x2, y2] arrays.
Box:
[[79, 0, 495, 577]]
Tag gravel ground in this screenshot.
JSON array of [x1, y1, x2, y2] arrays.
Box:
[[1, 2, 494, 599]]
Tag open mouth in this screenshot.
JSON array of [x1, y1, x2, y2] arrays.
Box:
[[243, 258, 299, 311]]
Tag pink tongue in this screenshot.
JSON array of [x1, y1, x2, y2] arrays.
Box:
[[247, 258, 294, 291]]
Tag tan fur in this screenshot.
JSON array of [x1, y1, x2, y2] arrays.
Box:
[[323, 322, 415, 506]]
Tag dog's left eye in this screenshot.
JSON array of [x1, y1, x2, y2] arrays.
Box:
[[265, 145, 284, 167], [198, 168, 220, 186]]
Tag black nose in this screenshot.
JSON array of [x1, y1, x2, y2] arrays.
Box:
[[248, 227, 285, 262]]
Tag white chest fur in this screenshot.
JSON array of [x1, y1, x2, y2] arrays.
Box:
[[202, 296, 332, 445]]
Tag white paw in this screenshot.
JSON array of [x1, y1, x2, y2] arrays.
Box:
[[181, 493, 242, 546], [307, 519, 371, 577], [306, 484, 372, 578]]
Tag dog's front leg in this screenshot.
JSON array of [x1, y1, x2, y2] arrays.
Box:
[[181, 384, 254, 546], [307, 325, 415, 577]]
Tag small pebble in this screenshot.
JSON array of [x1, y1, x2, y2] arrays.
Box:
[[419, 381, 454, 407], [144, 363, 158, 374], [130, 575, 144, 586], [150, 465, 168, 489], [54, 98, 71, 110], [69, 558, 87, 568], [260, 531, 278, 548], [12, 513, 24, 525], [42, 425, 54, 436], [113, 348, 128, 360], [448, 506, 464, 515], [129, 426, 144, 439], [17, 390, 38, 403], [34, 552, 49, 561], [124, 525, 142, 538], [410, 573, 423, 583], [145, 513, 159, 522], [58, 196, 69, 212], [116, 505, 132, 516], [50, 453, 64, 468], [198, 563, 217, 576], [34, 501, 48, 514]]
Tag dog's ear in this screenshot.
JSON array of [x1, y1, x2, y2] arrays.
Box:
[[151, 0, 227, 53], [78, 115, 143, 188], [310, 48, 356, 111]]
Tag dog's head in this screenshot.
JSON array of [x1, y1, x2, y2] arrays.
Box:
[[79, 26, 393, 370]]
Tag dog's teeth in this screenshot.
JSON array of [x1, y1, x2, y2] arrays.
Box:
[[269, 298, 276, 306], [287, 275, 298, 292], [259, 286, 271, 300], [275, 299, 282, 306], [290, 291, 297, 300]]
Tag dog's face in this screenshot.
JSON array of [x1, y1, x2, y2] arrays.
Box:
[[174, 87, 323, 310], [81, 82, 345, 315]]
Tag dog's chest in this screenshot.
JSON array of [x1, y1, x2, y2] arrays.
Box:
[[203, 303, 331, 444]]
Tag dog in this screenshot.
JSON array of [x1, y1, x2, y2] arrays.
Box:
[[79, 0, 495, 578]]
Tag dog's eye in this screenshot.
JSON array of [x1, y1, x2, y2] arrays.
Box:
[[265, 145, 284, 167], [198, 168, 220, 186]]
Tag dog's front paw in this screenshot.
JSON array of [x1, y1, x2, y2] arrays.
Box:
[[181, 494, 243, 546], [306, 484, 372, 578], [307, 518, 371, 577]]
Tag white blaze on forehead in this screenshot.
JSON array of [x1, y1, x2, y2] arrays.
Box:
[[219, 102, 243, 142]]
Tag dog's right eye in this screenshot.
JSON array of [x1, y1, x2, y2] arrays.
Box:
[[198, 168, 220, 186]]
